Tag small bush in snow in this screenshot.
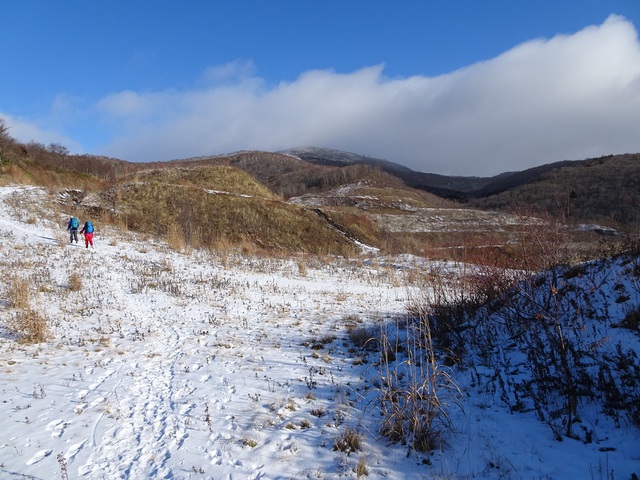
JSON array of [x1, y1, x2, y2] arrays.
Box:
[[333, 426, 362, 455], [7, 275, 30, 309], [347, 324, 376, 351], [68, 271, 83, 292], [10, 308, 49, 344]]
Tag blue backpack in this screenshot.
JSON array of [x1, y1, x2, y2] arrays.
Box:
[[70, 217, 79, 229], [85, 221, 94, 233]]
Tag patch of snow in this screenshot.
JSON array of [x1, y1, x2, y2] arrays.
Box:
[[204, 189, 252, 198], [0, 185, 638, 480]]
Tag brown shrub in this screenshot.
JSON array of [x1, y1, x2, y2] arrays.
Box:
[[10, 309, 49, 344], [68, 271, 83, 292], [8, 275, 30, 309]]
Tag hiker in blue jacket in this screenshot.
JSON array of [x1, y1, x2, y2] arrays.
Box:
[[67, 216, 79, 244]]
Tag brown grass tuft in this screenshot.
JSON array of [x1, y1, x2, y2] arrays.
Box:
[[68, 271, 83, 292], [333, 426, 362, 454], [8, 275, 30, 309], [10, 308, 49, 344], [355, 454, 369, 478], [166, 224, 187, 252]]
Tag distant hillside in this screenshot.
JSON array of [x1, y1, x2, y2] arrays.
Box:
[[281, 147, 640, 232], [157, 151, 410, 198], [280, 146, 504, 194]]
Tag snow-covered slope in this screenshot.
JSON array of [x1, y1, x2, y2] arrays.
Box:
[[0, 185, 638, 479]]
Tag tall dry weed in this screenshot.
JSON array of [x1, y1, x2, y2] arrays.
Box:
[[10, 308, 49, 344], [8, 275, 30, 309], [297, 257, 307, 277], [372, 309, 462, 454], [166, 224, 187, 252], [68, 271, 83, 292]]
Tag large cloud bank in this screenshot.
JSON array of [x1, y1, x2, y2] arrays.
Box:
[[21, 15, 640, 176]]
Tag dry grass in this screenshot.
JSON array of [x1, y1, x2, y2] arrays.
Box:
[[8, 275, 30, 309], [9, 308, 49, 344], [376, 310, 462, 453], [0, 150, 105, 191], [297, 257, 307, 276], [355, 454, 369, 478], [68, 271, 83, 292], [166, 224, 187, 252], [116, 169, 358, 256], [129, 165, 275, 198], [333, 426, 362, 454], [242, 436, 258, 448], [347, 324, 376, 351], [310, 408, 325, 417]]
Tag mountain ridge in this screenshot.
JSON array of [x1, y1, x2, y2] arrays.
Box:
[[280, 146, 605, 197]]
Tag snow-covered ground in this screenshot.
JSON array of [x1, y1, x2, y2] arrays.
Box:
[[0, 185, 638, 479]]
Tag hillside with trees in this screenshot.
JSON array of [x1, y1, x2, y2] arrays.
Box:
[[1, 119, 637, 259]]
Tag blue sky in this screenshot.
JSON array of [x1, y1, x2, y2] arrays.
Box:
[[2, 1, 640, 176]]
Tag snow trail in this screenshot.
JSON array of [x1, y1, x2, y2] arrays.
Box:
[[2, 186, 639, 479]]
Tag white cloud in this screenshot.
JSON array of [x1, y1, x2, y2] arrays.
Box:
[[198, 59, 257, 84], [0, 113, 83, 152], [97, 15, 640, 175]]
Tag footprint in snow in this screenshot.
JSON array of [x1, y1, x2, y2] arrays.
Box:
[[46, 419, 67, 438], [172, 429, 188, 450], [88, 368, 115, 390], [25, 449, 52, 465], [210, 449, 223, 465], [89, 396, 107, 408], [65, 439, 87, 462]]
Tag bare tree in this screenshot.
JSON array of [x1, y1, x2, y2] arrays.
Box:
[[47, 143, 69, 156], [0, 118, 12, 160]]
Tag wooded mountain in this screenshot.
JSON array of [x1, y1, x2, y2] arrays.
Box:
[[280, 147, 640, 231]]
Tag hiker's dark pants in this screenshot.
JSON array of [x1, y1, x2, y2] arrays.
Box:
[[69, 228, 78, 243]]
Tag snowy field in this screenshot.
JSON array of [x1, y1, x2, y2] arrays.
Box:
[[0, 185, 639, 479]]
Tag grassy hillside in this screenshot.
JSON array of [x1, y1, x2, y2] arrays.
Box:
[[0, 146, 107, 190], [105, 166, 363, 255], [147, 151, 413, 199], [0, 131, 374, 255], [124, 166, 276, 198]]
